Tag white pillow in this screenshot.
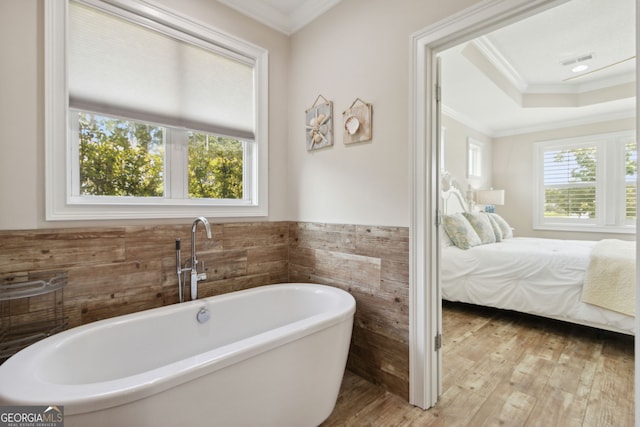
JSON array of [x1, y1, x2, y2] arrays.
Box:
[[485, 214, 503, 242], [488, 213, 513, 238]]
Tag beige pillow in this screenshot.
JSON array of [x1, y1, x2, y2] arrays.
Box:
[[462, 212, 496, 244], [443, 213, 482, 249]]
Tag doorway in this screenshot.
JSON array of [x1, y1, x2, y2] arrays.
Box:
[[408, 0, 639, 417]]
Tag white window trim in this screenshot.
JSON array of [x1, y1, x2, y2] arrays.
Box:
[[533, 130, 635, 234], [466, 137, 483, 179], [45, 0, 269, 220]]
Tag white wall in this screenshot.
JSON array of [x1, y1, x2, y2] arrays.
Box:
[[0, 0, 482, 230], [441, 114, 493, 193], [493, 117, 636, 240], [286, 0, 480, 227], [0, 1, 41, 230], [0, 0, 291, 230]]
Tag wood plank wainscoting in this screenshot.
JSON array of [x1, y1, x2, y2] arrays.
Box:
[[289, 222, 410, 399], [0, 221, 410, 399]]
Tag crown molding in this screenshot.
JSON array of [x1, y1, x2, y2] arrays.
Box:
[[472, 37, 528, 93], [492, 109, 636, 138], [442, 103, 635, 139], [470, 36, 635, 96], [217, 0, 342, 35], [441, 104, 495, 137]]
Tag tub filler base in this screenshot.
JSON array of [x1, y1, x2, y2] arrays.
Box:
[[0, 283, 355, 427]]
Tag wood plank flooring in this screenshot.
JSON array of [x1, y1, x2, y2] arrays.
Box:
[[321, 302, 634, 427]]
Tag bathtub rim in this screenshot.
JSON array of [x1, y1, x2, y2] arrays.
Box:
[[0, 282, 355, 415]]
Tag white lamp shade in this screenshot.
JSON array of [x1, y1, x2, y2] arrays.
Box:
[[475, 189, 505, 205]]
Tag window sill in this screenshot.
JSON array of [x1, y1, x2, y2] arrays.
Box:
[[46, 203, 268, 221], [533, 223, 636, 235]]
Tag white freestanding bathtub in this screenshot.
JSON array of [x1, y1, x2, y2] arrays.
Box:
[[0, 283, 355, 427]]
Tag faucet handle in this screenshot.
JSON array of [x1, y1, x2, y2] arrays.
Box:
[[196, 259, 207, 281]]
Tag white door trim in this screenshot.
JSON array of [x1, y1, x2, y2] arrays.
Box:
[[408, 0, 574, 409]]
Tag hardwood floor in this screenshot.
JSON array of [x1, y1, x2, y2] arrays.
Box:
[[321, 302, 634, 427]]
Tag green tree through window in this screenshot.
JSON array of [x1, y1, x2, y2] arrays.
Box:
[[78, 113, 244, 200], [626, 142, 637, 221], [188, 133, 244, 199], [542, 140, 636, 224], [544, 147, 597, 219], [79, 113, 164, 197]]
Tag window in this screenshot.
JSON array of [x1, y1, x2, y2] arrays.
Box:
[[534, 131, 636, 233], [467, 138, 483, 178], [45, 0, 268, 220]]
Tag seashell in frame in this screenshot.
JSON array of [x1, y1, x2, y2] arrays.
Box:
[[344, 116, 360, 135]]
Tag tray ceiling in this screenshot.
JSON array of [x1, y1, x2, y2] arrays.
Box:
[[440, 0, 636, 137], [219, 0, 635, 137]]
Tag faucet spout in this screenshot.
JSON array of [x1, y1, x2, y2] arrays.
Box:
[[192, 216, 212, 239], [190, 216, 212, 300]]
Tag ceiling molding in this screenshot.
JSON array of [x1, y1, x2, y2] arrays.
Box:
[[492, 109, 636, 138], [217, 0, 342, 35], [441, 105, 495, 137], [462, 40, 635, 109], [526, 71, 637, 94], [442, 103, 636, 139], [217, 0, 291, 34], [462, 42, 523, 105], [288, 0, 342, 33], [522, 81, 636, 108], [473, 37, 528, 93]]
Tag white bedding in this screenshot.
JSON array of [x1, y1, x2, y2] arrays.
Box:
[[441, 237, 635, 334]]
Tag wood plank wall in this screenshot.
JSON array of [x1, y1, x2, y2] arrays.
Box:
[[289, 222, 410, 400], [0, 221, 409, 399], [0, 222, 289, 328]]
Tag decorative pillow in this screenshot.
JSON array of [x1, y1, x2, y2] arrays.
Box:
[[443, 213, 482, 249], [488, 213, 513, 238], [441, 229, 454, 247], [462, 212, 496, 244], [485, 213, 503, 242]]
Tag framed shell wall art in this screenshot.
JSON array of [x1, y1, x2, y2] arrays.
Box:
[[305, 95, 334, 151], [342, 98, 372, 144]]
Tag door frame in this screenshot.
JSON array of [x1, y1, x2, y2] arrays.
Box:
[[406, 0, 636, 409]]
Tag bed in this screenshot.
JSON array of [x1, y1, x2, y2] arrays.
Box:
[[440, 183, 635, 335]]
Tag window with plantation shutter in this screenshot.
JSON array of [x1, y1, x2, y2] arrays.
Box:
[[542, 145, 597, 222], [625, 141, 637, 224], [534, 131, 636, 233]]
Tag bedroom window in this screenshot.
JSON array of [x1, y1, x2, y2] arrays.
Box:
[[534, 131, 636, 233], [45, 0, 268, 220], [467, 138, 483, 178]]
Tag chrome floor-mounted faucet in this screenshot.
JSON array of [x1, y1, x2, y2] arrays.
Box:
[[176, 216, 212, 302]]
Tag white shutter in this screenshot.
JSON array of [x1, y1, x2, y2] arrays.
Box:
[[543, 146, 597, 220], [625, 141, 637, 221]]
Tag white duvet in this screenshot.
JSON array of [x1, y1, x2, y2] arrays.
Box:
[[441, 237, 635, 334]]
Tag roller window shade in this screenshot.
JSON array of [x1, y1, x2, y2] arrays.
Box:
[[68, 1, 255, 140]]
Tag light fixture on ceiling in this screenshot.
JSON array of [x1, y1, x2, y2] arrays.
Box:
[[561, 53, 593, 75], [563, 55, 636, 82], [571, 64, 589, 73]]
